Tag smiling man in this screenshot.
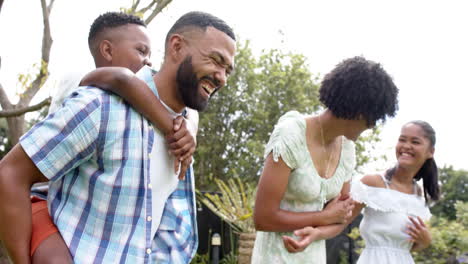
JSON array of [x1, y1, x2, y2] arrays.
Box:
[[0, 11, 235, 263]]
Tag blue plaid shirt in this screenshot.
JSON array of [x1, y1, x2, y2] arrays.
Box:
[[20, 67, 197, 263]]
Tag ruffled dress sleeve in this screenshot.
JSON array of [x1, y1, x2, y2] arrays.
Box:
[[264, 111, 306, 170], [351, 178, 432, 221]]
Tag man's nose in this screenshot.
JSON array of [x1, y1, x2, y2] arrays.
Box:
[[215, 70, 227, 88]]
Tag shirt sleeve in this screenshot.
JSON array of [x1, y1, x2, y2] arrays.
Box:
[[263, 111, 305, 170], [20, 88, 103, 181]]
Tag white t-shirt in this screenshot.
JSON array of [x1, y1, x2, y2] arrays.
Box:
[[148, 100, 183, 238], [48, 71, 89, 115]]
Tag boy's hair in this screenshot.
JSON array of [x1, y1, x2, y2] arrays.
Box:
[[88, 12, 146, 57], [164, 11, 235, 51], [319, 56, 399, 126]]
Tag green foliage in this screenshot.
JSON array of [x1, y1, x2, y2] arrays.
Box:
[[354, 126, 383, 172], [190, 251, 238, 264], [431, 166, 468, 220], [347, 227, 365, 255], [197, 177, 255, 233], [220, 251, 238, 264], [190, 253, 209, 264]]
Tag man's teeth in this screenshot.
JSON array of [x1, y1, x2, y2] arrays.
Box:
[[202, 85, 214, 95]]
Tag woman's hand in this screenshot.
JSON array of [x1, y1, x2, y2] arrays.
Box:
[[323, 194, 354, 224], [282, 226, 320, 253], [407, 216, 431, 251]]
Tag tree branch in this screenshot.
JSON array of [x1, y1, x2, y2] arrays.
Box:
[[0, 97, 51, 118], [130, 0, 141, 13], [137, 0, 157, 14], [19, 0, 53, 106], [144, 0, 172, 25]]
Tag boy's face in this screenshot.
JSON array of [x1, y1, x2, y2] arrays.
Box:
[[111, 24, 152, 73]]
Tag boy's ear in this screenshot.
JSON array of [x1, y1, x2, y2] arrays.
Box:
[[99, 40, 113, 63]]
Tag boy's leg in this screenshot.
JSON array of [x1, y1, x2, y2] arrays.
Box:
[[32, 233, 72, 264], [30, 198, 72, 264]]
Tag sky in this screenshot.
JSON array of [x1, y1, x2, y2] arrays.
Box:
[[1, 0, 467, 172]]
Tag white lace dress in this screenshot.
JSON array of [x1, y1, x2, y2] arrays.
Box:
[[251, 111, 357, 264], [351, 176, 431, 264]]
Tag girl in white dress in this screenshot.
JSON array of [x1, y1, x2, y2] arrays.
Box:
[[288, 121, 439, 263], [351, 120, 440, 263], [251, 57, 399, 264]]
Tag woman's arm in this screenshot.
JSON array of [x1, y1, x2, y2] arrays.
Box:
[[80, 67, 173, 134], [254, 155, 355, 232], [282, 201, 364, 253]]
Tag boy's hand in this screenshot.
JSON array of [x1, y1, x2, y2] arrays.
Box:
[[177, 156, 192, 180], [166, 116, 196, 176]]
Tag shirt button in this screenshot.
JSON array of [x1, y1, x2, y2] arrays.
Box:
[[147, 216, 152, 221], [148, 183, 152, 189], [146, 248, 152, 254]]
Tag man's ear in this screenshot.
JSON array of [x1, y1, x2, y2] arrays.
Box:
[[167, 34, 185, 62], [99, 40, 113, 63]]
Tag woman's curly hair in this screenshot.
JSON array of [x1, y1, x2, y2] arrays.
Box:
[[319, 56, 399, 125]]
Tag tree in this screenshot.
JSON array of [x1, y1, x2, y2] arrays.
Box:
[[431, 166, 468, 220], [0, 0, 54, 146], [0, 0, 172, 147]]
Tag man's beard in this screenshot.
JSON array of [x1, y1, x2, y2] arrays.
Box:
[[176, 56, 219, 111]]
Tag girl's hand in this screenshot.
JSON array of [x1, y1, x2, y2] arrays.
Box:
[[407, 216, 431, 251], [323, 194, 354, 224], [282, 226, 320, 253]]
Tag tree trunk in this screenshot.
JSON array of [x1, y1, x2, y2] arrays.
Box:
[[5, 115, 25, 145]]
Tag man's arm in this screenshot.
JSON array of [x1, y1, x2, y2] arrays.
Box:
[[0, 144, 48, 264]]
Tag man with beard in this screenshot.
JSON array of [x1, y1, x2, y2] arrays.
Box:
[[0, 11, 236, 263]]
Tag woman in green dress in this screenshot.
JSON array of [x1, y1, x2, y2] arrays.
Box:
[[252, 56, 399, 264]]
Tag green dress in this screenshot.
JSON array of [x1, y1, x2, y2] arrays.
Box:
[[251, 111, 356, 264]]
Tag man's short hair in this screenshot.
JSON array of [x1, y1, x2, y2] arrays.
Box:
[[165, 11, 235, 49], [319, 56, 399, 125], [88, 12, 146, 56]]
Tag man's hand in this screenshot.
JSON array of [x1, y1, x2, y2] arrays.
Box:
[[282, 226, 319, 253], [166, 116, 196, 179], [323, 194, 354, 224]]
